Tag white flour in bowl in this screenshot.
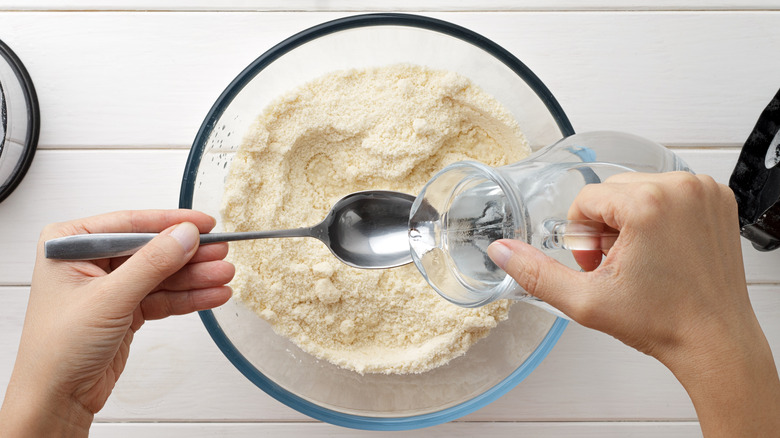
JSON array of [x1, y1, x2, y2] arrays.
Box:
[[222, 64, 530, 374]]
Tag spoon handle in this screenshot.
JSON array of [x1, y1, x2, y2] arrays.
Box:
[[44, 228, 315, 260]]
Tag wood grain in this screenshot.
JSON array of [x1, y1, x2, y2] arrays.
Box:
[[0, 0, 778, 11], [1, 285, 777, 422], [0, 12, 776, 148], [0, 7, 777, 435], [1, 148, 778, 286], [88, 421, 704, 437]]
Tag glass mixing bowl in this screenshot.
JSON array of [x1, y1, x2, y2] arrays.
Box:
[[180, 13, 573, 430]]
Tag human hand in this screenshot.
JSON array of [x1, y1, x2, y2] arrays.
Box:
[[0, 210, 235, 437], [489, 172, 751, 360], [487, 172, 780, 436]]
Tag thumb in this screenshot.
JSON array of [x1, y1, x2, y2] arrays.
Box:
[[487, 239, 584, 317], [108, 222, 200, 304]]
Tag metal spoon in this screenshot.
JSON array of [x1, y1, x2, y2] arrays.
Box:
[[44, 190, 417, 269]]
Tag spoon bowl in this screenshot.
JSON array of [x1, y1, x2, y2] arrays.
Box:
[[320, 190, 417, 268], [44, 190, 417, 269]]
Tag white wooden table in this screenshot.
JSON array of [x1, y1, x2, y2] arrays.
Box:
[[1, 2, 779, 436]]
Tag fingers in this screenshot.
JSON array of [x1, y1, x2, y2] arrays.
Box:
[[42, 209, 217, 240], [567, 182, 634, 230], [104, 222, 201, 306], [189, 242, 229, 264], [487, 239, 585, 318], [139, 286, 233, 320], [566, 172, 715, 256], [156, 259, 235, 292], [108, 241, 229, 273], [572, 249, 604, 272], [568, 171, 696, 227]]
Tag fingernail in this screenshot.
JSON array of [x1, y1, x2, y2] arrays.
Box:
[[487, 241, 513, 269], [169, 222, 199, 253]]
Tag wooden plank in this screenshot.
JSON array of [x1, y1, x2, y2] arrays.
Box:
[[1, 284, 776, 423], [0, 12, 776, 148], [0, 150, 186, 286], [1, 148, 778, 286], [0, 5, 771, 436], [88, 421, 704, 437], [0, 0, 777, 11]]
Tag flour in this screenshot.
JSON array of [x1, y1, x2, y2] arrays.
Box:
[[222, 64, 530, 374]]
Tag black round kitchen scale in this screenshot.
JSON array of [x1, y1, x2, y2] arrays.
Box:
[[0, 38, 39, 203]]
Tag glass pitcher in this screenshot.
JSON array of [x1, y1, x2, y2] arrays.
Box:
[[408, 131, 691, 318]]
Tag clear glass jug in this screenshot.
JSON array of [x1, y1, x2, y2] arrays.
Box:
[[408, 131, 692, 318]]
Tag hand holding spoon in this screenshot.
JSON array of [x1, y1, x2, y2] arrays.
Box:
[[44, 190, 416, 269]]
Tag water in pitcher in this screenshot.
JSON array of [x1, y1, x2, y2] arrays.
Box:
[[408, 131, 692, 315]]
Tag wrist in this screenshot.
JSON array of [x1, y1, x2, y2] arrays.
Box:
[[660, 306, 773, 382], [660, 312, 780, 436], [0, 371, 93, 437]]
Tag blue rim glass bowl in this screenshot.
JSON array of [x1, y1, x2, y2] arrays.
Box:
[[180, 13, 573, 431]]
